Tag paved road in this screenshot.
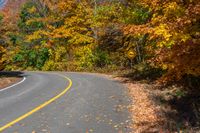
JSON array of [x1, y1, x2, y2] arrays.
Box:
[[0, 72, 132, 133]]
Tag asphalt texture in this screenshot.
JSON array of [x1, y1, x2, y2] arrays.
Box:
[[0, 72, 132, 133]]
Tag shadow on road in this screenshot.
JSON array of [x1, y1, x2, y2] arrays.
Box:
[[0, 71, 24, 78]]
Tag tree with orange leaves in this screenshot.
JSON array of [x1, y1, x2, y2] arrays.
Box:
[[124, 0, 200, 81]]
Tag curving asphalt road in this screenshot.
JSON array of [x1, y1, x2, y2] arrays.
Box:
[[0, 72, 132, 133]]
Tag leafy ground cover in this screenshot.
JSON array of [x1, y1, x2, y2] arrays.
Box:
[[0, 77, 21, 89]]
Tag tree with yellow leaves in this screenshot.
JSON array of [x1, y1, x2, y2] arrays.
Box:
[[124, 0, 200, 81]]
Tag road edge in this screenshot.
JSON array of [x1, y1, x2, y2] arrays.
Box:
[[0, 77, 26, 92]]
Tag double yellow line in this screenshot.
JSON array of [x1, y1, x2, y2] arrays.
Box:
[[0, 74, 73, 132]]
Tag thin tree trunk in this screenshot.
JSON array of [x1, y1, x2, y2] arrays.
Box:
[[93, 0, 98, 44]]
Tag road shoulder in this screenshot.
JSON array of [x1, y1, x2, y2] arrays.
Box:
[[0, 77, 22, 90], [0, 71, 24, 90]]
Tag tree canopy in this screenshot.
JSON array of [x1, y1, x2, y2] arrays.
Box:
[[0, 0, 199, 82]]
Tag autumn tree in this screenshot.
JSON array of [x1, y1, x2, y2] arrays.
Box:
[[11, 0, 124, 70], [124, 0, 200, 81], [10, 1, 49, 70], [11, 0, 95, 70], [6, 0, 199, 80]]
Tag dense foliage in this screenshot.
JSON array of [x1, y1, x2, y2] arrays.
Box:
[[124, 0, 200, 81], [0, 0, 199, 83], [0, 13, 6, 70]]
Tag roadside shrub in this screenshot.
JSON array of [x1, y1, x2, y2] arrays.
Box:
[[13, 47, 49, 70], [42, 60, 56, 71], [94, 49, 111, 67], [75, 46, 96, 70]]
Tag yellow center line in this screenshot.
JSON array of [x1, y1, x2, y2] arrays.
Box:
[[0, 74, 73, 132]]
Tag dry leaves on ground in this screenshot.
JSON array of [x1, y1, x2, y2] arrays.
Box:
[[113, 77, 164, 133], [0, 77, 21, 89]]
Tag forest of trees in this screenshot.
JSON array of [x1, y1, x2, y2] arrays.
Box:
[[0, 0, 199, 84]]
